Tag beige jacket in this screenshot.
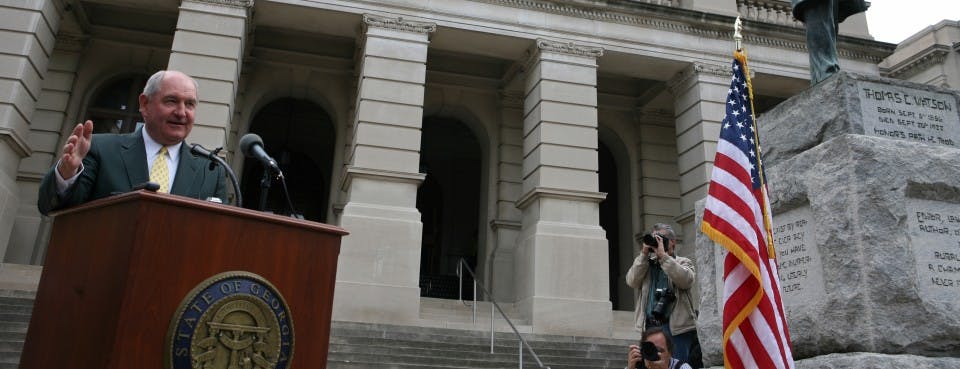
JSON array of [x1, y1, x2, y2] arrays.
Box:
[[625, 253, 697, 335]]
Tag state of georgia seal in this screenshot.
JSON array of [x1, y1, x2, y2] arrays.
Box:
[[165, 271, 294, 369]]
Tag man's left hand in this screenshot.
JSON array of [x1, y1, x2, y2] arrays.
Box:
[[654, 235, 669, 260]]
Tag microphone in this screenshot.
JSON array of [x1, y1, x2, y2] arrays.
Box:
[[189, 143, 221, 171], [190, 143, 244, 207], [239, 133, 281, 175]]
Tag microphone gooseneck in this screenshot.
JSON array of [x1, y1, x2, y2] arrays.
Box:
[[189, 143, 243, 208]]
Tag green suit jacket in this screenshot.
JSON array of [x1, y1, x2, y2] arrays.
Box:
[[791, 0, 868, 23], [38, 129, 226, 215]]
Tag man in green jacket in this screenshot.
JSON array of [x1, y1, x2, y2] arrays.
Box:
[[791, 0, 869, 84], [38, 70, 225, 215]]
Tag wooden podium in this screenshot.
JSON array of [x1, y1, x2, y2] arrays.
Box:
[[19, 191, 347, 369]]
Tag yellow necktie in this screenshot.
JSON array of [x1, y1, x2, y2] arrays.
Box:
[[150, 146, 170, 193]]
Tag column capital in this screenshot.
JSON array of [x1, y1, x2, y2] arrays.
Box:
[[362, 14, 437, 34], [666, 61, 730, 96], [182, 0, 253, 8], [534, 38, 604, 58]]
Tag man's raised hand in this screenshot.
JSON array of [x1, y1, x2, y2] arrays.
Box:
[[57, 120, 93, 179]]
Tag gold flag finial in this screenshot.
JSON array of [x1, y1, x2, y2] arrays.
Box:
[[734, 16, 743, 51]]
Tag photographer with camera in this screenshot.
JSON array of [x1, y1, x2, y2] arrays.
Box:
[[626, 327, 693, 369], [626, 223, 699, 366]]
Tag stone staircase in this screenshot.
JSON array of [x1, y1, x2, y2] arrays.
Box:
[[0, 290, 33, 369], [328, 320, 633, 369], [324, 297, 636, 368], [0, 292, 638, 369]]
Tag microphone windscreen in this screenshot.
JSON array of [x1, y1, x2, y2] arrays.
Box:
[[239, 133, 264, 158], [189, 143, 208, 157]]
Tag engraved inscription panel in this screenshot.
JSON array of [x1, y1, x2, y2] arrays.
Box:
[[859, 81, 960, 147], [771, 206, 826, 310], [712, 206, 825, 312], [906, 199, 960, 307]]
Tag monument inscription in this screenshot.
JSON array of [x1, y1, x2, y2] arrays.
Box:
[[770, 206, 826, 309], [859, 81, 960, 147], [906, 199, 960, 306], [713, 206, 825, 312]]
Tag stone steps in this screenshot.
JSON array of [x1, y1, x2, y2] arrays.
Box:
[[0, 291, 34, 369], [329, 320, 633, 369]]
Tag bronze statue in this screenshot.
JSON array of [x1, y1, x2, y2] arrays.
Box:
[[791, 0, 869, 85]]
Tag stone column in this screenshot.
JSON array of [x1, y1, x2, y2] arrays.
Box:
[[667, 62, 729, 251], [167, 0, 252, 149], [0, 0, 63, 261], [517, 39, 610, 336], [487, 90, 524, 302], [333, 14, 435, 324], [6, 34, 86, 265]]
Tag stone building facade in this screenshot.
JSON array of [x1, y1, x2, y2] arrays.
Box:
[[0, 0, 898, 337], [880, 19, 960, 89]]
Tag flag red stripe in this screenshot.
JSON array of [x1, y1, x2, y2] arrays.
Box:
[[706, 181, 763, 247], [739, 319, 778, 369]]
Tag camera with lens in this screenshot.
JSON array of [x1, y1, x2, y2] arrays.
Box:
[[650, 287, 676, 321], [641, 233, 669, 263], [635, 341, 661, 369]]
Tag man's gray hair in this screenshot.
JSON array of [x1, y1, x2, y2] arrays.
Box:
[[652, 223, 676, 240], [142, 70, 199, 100]]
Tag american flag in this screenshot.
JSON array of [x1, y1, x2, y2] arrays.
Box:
[[701, 51, 795, 369]]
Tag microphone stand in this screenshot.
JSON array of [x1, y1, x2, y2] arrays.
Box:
[[259, 167, 299, 219], [259, 169, 273, 212]]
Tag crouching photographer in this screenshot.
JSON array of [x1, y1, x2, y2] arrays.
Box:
[[625, 223, 700, 366], [626, 327, 693, 369]]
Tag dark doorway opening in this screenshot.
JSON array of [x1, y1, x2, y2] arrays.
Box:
[[417, 117, 482, 299], [241, 98, 335, 222], [599, 141, 622, 309]]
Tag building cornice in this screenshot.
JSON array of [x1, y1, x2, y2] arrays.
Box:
[[471, 0, 892, 63], [184, 0, 253, 8], [880, 45, 951, 80], [362, 14, 437, 34]]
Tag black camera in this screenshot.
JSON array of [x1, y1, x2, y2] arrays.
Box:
[[641, 233, 669, 263], [635, 341, 661, 368], [641, 233, 668, 248], [650, 287, 676, 321]]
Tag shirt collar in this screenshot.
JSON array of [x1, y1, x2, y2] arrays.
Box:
[[142, 127, 182, 162]]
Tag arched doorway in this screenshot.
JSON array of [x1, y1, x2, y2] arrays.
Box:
[[417, 117, 482, 299], [85, 74, 148, 134], [599, 141, 622, 308], [599, 134, 633, 311], [241, 98, 335, 222]]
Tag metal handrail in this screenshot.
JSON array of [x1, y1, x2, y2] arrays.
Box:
[[456, 258, 551, 369]]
